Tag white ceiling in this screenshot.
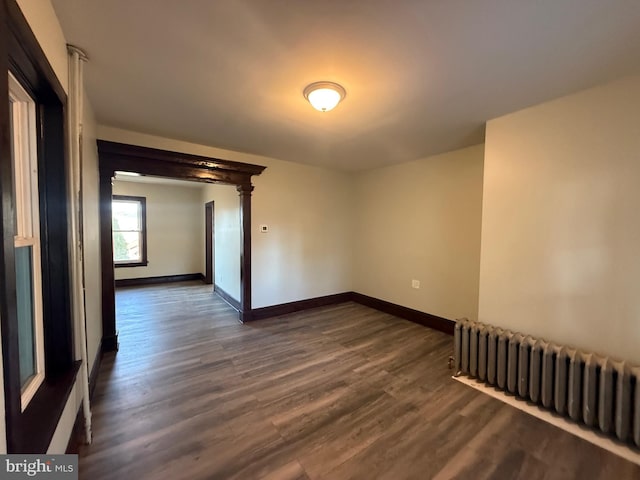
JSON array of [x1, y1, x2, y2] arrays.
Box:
[[52, 0, 640, 171]]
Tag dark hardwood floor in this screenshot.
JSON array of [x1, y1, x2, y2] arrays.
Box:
[[78, 282, 640, 479]]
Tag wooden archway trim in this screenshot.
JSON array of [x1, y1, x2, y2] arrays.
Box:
[[98, 140, 266, 352]]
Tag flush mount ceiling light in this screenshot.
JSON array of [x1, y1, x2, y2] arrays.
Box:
[[303, 81, 346, 112]]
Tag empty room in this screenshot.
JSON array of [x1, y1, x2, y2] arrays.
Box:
[[0, 1, 639, 479]]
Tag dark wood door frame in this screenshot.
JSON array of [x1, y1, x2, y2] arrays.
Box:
[[98, 141, 266, 352], [204, 201, 214, 285]]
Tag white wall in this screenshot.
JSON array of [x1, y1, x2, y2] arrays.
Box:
[[201, 184, 241, 301], [353, 145, 484, 321], [113, 181, 204, 280], [97, 127, 355, 308], [480, 74, 640, 364]]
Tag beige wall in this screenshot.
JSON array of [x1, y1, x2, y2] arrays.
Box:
[[251, 158, 354, 307], [480, 74, 640, 364], [97, 126, 355, 308], [16, 0, 68, 92], [113, 181, 204, 280], [353, 145, 484, 321], [81, 92, 103, 375], [201, 184, 241, 301]]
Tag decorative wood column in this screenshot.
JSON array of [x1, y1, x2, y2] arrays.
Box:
[[237, 183, 254, 322], [99, 167, 118, 351]]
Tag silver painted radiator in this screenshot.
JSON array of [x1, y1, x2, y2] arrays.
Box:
[[454, 319, 640, 448]]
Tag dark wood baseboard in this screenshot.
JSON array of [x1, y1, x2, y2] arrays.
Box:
[[115, 273, 205, 288], [101, 334, 118, 353], [249, 292, 354, 321], [248, 291, 455, 335], [239, 309, 252, 323], [351, 292, 455, 335], [214, 283, 241, 311], [89, 340, 103, 400]]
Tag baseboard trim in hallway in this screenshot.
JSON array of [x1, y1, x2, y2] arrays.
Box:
[[350, 292, 455, 335], [250, 291, 455, 335], [115, 273, 204, 288], [214, 283, 241, 311], [250, 292, 353, 321], [88, 340, 103, 400], [454, 375, 640, 466]]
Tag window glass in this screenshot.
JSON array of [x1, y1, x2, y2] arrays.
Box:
[[112, 198, 144, 263], [15, 247, 35, 388], [112, 200, 141, 231]]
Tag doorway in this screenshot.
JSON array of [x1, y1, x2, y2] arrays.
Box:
[[204, 201, 214, 285], [98, 141, 266, 352]]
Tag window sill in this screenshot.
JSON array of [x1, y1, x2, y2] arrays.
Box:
[[114, 261, 149, 268], [15, 360, 81, 453]]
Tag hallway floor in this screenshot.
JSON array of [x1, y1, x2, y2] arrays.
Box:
[[77, 282, 640, 479]]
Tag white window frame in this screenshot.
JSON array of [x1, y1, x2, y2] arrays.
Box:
[[9, 72, 45, 411]]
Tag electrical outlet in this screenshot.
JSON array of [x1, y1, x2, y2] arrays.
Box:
[[412, 279, 420, 289]]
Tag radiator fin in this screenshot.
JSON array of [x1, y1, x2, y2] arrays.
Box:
[[541, 342, 555, 409], [583, 353, 598, 427], [567, 349, 582, 421], [487, 327, 498, 385], [469, 324, 479, 378], [554, 346, 568, 415], [478, 326, 488, 381], [518, 336, 534, 398], [615, 362, 631, 442], [497, 329, 509, 390], [454, 319, 639, 449], [529, 340, 544, 404]]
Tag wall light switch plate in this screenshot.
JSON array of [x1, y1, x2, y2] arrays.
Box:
[[412, 279, 420, 289], [260, 224, 269, 233]]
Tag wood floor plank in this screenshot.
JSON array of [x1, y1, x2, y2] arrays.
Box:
[[77, 282, 640, 479]]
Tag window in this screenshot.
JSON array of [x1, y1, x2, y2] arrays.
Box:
[[9, 72, 45, 411], [112, 195, 147, 267], [2, 0, 77, 453]]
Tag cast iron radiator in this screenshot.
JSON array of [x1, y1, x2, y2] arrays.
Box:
[[454, 319, 640, 448]]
